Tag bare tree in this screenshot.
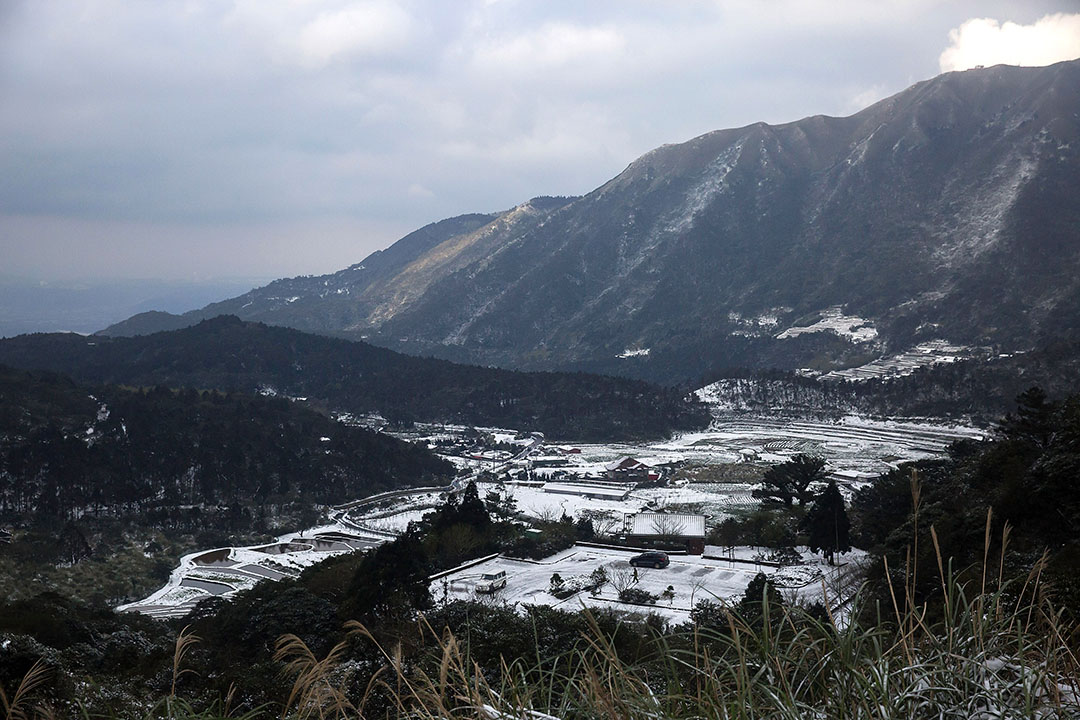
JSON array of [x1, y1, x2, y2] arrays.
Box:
[[651, 514, 687, 542], [534, 506, 562, 523], [583, 510, 621, 538], [610, 567, 638, 594]]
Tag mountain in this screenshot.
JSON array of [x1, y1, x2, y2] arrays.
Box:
[[0, 317, 709, 441], [101, 61, 1080, 386]]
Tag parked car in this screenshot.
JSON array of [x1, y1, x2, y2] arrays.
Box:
[[475, 570, 507, 594], [629, 551, 670, 569]]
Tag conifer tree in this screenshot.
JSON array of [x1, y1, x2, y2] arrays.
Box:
[[753, 454, 826, 506], [804, 480, 850, 565]]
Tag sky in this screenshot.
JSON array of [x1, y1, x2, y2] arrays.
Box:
[[2, 1, 1079, 282]]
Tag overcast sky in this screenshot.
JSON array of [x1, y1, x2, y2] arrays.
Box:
[[2, 1, 1078, 282]]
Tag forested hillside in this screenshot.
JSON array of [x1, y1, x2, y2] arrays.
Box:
[[0, 365, 454, 530], [0, 316, 710, 441]]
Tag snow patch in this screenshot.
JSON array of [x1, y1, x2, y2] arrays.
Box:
[[617, 347, 651, 359], [665, 141, 744, 235], [823, 340, 972, 381], [776, 307, 877, 342]]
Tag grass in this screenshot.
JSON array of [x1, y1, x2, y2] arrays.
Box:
[[250, 552, 1078, 720], [6, 475, 1079, 718], [268, 475, 1079, 719]]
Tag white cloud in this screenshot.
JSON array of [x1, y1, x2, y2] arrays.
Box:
[[295, 2, 414, 67], [222, 0, 414, 68], [939, 13, 1080, 72], [407, 183, 434, 198], [470, 23, 626, 75], [844, 85, 889, 114]]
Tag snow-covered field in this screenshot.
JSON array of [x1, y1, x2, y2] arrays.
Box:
[[117, 523, 386, 619], [823, 340, 973, 381], [120, 411, 977, 620], [528, 415, 983, 480], [430, 545, 866, 623], [475, 481, 757, 529]]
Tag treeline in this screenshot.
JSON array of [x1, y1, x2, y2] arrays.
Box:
[[852, 386, 1080, 617], [0, 316, 710, 441], [0, 365, 453, 529], [699, 340, 1080, 422]]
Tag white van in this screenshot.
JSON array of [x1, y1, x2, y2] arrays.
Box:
[[475, 570, 507, 594]]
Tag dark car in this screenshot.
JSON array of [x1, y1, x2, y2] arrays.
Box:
[[629, 551, 670, 569]]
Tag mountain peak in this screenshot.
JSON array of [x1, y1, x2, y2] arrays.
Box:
[[101, 61, 1080, 385]]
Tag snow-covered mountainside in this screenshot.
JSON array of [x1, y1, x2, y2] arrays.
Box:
[[101, 61, 1080, 386]]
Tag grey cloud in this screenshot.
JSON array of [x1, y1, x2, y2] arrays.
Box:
[[1, 0, 1074, 280]]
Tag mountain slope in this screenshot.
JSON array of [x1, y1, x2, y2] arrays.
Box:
[[102, 61, 1080, 385], [0, 317, 708, 440]]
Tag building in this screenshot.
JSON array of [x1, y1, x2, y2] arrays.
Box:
[[627, 512, 707, 554], [541, 482, 632, 501], [605, 457, 654, 482]]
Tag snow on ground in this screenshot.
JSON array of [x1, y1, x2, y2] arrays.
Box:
[[430, 544, 866, 623], [530, 416, 982, 480], [823, 340, 972, 381], [362, 509, 429, 533], [121, 414, 976, 620], [485, 482, 757, 527], [776, 307, 878, 342], [118, 522, 387, 620]]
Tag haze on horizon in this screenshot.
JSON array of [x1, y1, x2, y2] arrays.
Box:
[[2, 1, 1079, 283]]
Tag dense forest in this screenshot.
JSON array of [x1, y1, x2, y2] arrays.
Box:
[[0, 316, 710, 441], [2, 391, 1078, 717], [0, 365, 454, 530]]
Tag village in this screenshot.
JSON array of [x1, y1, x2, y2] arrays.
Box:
[[119, 413, 980, 620]]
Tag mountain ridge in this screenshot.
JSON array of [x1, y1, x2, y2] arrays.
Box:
[[2, 316, 709, 441], [100, 60, 1080, 386]]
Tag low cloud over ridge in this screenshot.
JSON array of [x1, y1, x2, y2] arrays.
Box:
[[940, 13, 1080, 72]]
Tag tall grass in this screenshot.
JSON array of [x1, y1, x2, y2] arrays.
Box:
[[0, 658, 51, 720], [274, 475, 1079, 719], [272, 570, 1076, 719]]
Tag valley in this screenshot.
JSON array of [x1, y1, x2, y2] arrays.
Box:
[[1, 41, 1077, 718], [117, 409, 980, 621]]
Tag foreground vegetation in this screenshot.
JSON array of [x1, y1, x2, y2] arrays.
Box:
[[3, 541, 1077, 719]]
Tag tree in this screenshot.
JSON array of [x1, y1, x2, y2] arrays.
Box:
[[803, 480, 851, 565], [346, 530, 432, 621], [574, 516, 595, 540], [457, 481, 490, 529], [650, 514, 687, 543], [738, 572, 783, 627], [753, 454, 826, 506], [1000, 386, 1057, 448]]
